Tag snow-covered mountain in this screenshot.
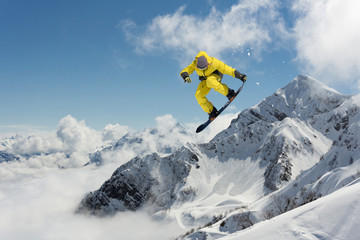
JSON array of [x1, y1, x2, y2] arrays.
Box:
[[182, 75, 360, 239], [77, 75, 360, 238]]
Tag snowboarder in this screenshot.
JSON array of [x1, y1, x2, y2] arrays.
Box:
[[180, 51, 247, 120]]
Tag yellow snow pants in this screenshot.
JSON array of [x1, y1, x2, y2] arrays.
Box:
[[195, 75, 229, 113]]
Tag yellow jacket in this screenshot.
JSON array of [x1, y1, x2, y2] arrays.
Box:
[[180, 51, 236, 79]]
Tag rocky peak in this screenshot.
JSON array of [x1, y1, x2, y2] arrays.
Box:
[[77, 147, 199, 215]]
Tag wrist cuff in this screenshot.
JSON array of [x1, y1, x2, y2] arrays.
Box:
[[181, 72, 189, 80]]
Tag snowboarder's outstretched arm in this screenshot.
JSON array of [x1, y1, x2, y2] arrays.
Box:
[[180, 60, 196, 83]]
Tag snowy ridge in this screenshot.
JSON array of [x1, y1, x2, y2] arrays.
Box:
[[215, 74, 347, 140], [77, 75, 360, 239]]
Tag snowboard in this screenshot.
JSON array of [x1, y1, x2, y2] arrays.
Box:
[[196, 81, 246, 133]]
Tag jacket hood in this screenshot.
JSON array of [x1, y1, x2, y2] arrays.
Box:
[[195, 51, 210, 61]]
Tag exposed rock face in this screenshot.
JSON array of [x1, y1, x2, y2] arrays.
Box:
[[0, 151, 19, 163], [77, 148, 199, 215]]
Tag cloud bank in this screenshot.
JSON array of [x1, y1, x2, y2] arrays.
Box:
[[1, 115, 132, 170]]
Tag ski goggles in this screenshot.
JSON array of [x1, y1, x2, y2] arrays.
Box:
[[197, 64, 208, 70]]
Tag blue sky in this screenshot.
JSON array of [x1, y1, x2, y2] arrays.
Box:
[[1, 0, 359, 134]]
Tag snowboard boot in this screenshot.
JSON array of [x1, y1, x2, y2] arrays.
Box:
[[208, 107, 219, 120], [226, 88, 236, 101]]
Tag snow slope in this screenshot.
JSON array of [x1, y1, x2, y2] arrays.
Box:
[[222, 179, 360, 240]]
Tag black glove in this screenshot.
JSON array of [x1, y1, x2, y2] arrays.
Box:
[[181, 72, 191, 83], [234, 70, 247, 83]]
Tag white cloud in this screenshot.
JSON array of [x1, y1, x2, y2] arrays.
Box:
[[102, 123, 131, 142], [155, 114, 179, 132], [122, 0, 286, 60], [292, 0, 360, 90], [9, 134, 62, 155], [56, 115, 103, 154]]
